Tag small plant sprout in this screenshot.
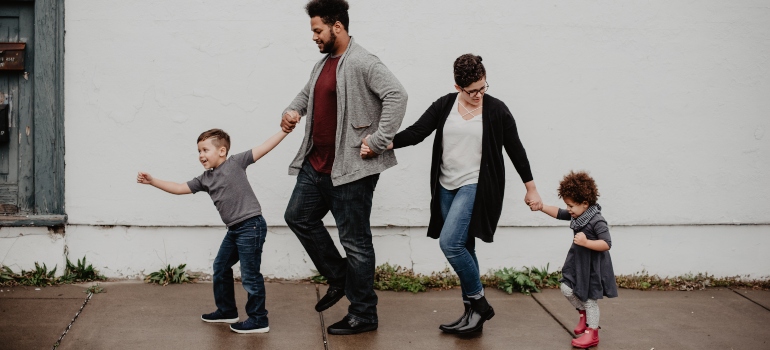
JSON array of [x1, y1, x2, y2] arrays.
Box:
[[86, 283, 104, 294]]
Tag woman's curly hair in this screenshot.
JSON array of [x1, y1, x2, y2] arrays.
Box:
[[558, 171, 600, 205], [453, 54, 486, 88], [306, 0, 350, 31]]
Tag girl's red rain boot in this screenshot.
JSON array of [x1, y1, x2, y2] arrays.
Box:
[[573, 310, 587, 335], [571, 327, 599, 348]]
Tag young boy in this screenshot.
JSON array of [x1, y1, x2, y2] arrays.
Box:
[[137, 128, 288, 334]]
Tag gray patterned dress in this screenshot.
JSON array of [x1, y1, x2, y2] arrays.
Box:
[[557, 205, 619, 302]]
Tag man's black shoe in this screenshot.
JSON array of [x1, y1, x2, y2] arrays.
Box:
[[315, 286, 345, 312], [327, 316, 378, 335]]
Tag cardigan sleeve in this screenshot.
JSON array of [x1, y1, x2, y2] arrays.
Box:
[[363, 60, 408, 154], [498, 102, 534, 183], [392, 94, 450, 149]]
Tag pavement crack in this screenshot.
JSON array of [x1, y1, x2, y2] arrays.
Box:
[[316, 284, 330, 350], [529, 294, 577, 339], [0, 297, 84, 300], [728, 287, 770, 312], [52, 291, 94, 349]]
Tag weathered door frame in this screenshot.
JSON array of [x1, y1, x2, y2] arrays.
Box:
[[1, 0, 65, 226]]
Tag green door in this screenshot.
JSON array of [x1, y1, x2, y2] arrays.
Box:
[[0, 3, 33, 215]]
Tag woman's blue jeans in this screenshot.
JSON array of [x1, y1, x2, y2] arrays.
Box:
[[438, 183, 483, 299], [212, 215, 268, 327]]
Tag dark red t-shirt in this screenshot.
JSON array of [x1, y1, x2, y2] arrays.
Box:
[[308, 56, 341, 174]]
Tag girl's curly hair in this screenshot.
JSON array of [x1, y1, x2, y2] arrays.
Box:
[[558, 171, 600, 205], [453, 54, 485, 88]]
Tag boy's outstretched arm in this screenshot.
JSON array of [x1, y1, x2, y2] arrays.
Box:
[[252, 130, 290, 162], [137, 172, 192, 195], [539, 204, 560, 218]]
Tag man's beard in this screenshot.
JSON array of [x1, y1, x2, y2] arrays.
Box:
[[320, 31, 337, 54]]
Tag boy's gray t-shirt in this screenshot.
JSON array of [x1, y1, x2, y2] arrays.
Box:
[[187, 150, 262, 227]]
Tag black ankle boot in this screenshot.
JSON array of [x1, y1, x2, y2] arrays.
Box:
[[455, 296, 494, 334], [439, 303, 471, 333]]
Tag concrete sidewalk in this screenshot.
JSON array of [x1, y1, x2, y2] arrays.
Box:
[[1, 282, 768, 350]]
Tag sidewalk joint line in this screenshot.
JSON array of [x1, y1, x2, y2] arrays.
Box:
[[52, 291, 93, 349], [0, 297, 85, 300], [316, 284, 330, 350], [728, 288, 770, 312], [530, 294, 577, 339]]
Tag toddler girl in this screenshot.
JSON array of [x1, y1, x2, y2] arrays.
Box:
[[535, 171, 618, 348]]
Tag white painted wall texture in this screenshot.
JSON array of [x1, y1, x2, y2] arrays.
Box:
[[2, 1, 769, 279]]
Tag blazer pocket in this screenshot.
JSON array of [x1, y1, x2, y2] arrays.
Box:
[[350, 121, 373, 129], [350, 121, 373, 147]]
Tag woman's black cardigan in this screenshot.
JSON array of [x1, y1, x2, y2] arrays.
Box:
[[392, 93, 533, 243]]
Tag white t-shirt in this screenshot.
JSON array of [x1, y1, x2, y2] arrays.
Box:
[[439, 95, 483, 190]]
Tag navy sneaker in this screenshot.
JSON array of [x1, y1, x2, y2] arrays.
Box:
[[201, 310, 239, 323], [230, 318, 270, 334]]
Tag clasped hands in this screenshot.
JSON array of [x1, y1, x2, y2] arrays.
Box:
[[359, 134, 377, 159], [281, 110, 301, 133]]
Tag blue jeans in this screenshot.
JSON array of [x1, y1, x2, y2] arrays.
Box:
[[285, 161, 379, 323], [438, 184, 483, 299], [213, 215, 268, 327]]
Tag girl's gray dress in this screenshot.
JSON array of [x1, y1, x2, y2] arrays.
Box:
[[557, 205, 618, 302]]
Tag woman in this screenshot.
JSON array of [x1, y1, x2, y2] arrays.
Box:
[[361, 54, 543, 334]]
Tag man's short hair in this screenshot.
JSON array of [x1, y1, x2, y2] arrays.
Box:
[[454, 54, 486, 88], [306, 0, 350, 31], [197, 129, 231, 154]]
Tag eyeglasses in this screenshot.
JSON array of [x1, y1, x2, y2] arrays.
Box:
[[461, 82, 489, 97]]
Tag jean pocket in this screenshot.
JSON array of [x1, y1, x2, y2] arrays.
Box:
[[254, 225, 267, 250]]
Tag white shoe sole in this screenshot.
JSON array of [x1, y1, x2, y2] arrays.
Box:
[[230, 326, 270, 334], [201, 316, 239, 324]]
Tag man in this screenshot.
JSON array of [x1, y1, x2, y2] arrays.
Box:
[[281, 0, 407, 336]]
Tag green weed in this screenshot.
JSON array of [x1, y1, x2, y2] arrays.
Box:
[[310, 274, 328, 284], [616, 270, 770, 291], [144, 264, 197, 286], [61, 256, 106, 283], [1, 265, 16, 286], [15, 263, 59, 287], [486, 265, 562, 295], [86, 283, 105, 294]]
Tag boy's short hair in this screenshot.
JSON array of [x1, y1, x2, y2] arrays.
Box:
[[306, 0, 350, 31], [558, 171, 600, 205], [197, 129, 231, 154], [454, 54, 486, 88]]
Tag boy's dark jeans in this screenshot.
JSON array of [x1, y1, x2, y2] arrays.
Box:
[[285, 161, 380, 324], [213, 215, 268, 327]]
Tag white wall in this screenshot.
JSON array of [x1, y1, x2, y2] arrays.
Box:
[[7, 0, 769, 278], [3, 225, 769, 280]]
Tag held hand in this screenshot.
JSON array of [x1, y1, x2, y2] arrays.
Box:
[[524, 190, 543, 211], [360, 139, 371, 157], [137, 172, 153, 184], [360, 135, 378, 159], [281, 110, 300, 133], [573, 232, 587, 247]]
